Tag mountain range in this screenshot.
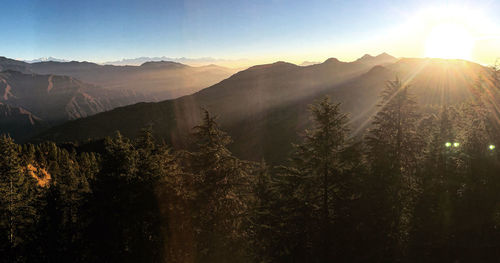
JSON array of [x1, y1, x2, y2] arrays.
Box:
[[21, 53, 397, 146], [27, 61, 237, 101], [2, 52, 492, 163], [0, 70, 148, 140], [23, 56, 247, 68], [0, 56, 237, 140], [33, 53, 490, 163], [0, 57, 236, 101]]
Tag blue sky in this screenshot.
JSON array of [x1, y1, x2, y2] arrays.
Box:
[[1, 0, 499, 65]]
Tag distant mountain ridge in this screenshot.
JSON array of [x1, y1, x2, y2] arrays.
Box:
[[24, 57, 70, 63], [103, 56, 250, 67], [355, 52, 397, 65], [300, 61, 320, 66]]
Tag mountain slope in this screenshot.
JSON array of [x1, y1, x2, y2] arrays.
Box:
[[34, 57, 490, 163], [0, 70, 146, 122], [0, 57, 31, 73], [0, 70, 149, 141], [32, 53, 386, 141], [0, 103, 48, 141]]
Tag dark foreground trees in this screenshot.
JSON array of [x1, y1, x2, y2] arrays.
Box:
[[1, 77, 500, 262], [250, 97, 365, 262]]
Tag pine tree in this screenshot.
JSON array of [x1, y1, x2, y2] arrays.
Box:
[[450, 101, 500, 260], [0, 135, 37, 260], [86, 131, 140, 261], [130, 127, 166, 262], [248, 160, 279, 263], [155, 143, 196, 263], [291, 97, 349, 260], [365, 78, 422, 260], [265, 97, 364, 262], [87, 129, 168, 262], [189, 110, 252, 262], [409, 106, 459, 261]]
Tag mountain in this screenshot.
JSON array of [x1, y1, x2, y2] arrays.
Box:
[[0, 56, 237, 101], [28, 60, 237, 101], [0, 70, 147, 141], [355, 52, 397, 65], [0, 102, 48, 141], [31, 55, 382, 144], [0, 57, 32, 73], [0, 56, 234, 141], [0, 70, 145, 122], [35, 54, 489, 164]]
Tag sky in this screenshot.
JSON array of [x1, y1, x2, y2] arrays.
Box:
[[1, 0, 500, 67]]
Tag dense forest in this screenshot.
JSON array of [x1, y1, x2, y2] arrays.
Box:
[[2, 75, 500, 262]]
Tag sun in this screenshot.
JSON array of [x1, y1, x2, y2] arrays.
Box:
[[424, 23, 475, 60]]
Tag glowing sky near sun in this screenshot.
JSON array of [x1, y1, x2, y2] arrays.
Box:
[[1, 0, 499, 67]]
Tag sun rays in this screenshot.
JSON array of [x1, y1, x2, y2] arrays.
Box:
[[349, 58, 500, 139]]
